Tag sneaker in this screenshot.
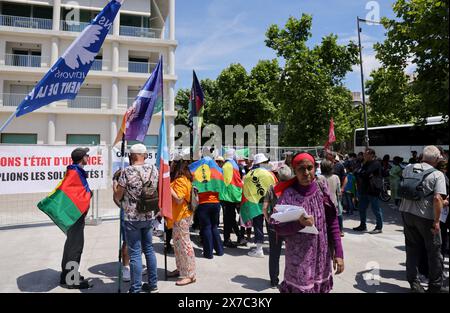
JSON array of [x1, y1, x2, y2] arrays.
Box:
[[122, 266, 130, 282], [369, 228, 382, 234], [270, 281, 279, 289], [410, 281, 425, 293], [238, 238, 248, 246], [142, 283, 159, 293], [248, 249, 264, 258], [223, 240, 238, 248], [340, 232, 345, 237], [352, 225, 367, 232]]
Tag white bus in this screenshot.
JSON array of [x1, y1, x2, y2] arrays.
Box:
[[354, 116, 449, 161]]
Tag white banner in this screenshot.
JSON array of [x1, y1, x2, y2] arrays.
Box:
[[111, 146, 157, 176], [0, 145, 108, 195]]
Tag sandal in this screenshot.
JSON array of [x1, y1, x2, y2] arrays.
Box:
[[176, 277, 196, 286], [167, 270, 180, 278]]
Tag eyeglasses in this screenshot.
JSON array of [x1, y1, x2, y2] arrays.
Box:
[[296, 165, 314, 172]]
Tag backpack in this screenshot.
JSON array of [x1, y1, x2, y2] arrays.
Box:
[[368, 174, 383, 196], [135, 166, 159, 214], [399, 167, 436, 201]]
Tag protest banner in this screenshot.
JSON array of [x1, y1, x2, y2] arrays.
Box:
[[0, 145, 108, 195]]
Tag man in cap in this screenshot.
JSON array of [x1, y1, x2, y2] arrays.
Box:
[[114, 143, 159, 293], [60, 147, 92, 289]]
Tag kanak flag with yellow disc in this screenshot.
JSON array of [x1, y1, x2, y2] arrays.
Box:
[[240, 168, 276, 223], [189, 157, 225, 194], [220, 159, 243, 203], [37, 165, 92, 233]]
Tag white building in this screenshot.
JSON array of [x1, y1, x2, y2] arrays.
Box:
[[0, 0, 177, 148]]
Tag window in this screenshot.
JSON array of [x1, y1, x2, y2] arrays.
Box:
[[128, 135, 158, 148], [66, 134, 100, 145], [1, 133, 37, 144]]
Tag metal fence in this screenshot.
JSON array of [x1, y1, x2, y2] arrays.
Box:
[[0, 145, 324, 228], [0, 14, 52, 30]]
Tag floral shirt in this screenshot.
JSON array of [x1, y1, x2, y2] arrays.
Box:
[[118, 164, 158, 221]]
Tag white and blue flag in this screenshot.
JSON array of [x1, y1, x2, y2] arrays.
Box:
[[15, 0, 122, 117]]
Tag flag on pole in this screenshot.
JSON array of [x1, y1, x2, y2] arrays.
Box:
[[324, 117, 336, 150], [157, 110, 172, 219], [15, 0, 122, 118], [189, 71, 204, 158], [113, 57, 164, 146]]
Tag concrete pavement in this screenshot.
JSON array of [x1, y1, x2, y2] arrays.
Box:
[[0, 202, 448, 293]]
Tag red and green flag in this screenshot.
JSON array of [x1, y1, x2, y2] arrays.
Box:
[[37, 165, 92, 233], [240, 168, 276, 223], [220, 159, 243, 203]]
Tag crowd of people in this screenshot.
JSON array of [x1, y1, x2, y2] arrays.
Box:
[[58, 143, 449, 294]]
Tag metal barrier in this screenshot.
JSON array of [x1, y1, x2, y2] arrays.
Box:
[[0, 14, 52, 30]]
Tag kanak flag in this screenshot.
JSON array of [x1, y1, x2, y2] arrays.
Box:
[[156, 110, 172, 219]]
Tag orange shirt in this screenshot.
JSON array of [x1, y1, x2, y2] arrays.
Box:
[[167, 176, 192, 229], [198, 191, 220, 204]]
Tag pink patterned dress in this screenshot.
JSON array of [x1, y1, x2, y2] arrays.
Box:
[[273, 179, 343, 293]]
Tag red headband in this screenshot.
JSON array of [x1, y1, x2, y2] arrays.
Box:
[[292, 153, 315, 168]]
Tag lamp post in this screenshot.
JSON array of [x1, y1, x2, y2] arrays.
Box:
[[357, 17, 382, 149]]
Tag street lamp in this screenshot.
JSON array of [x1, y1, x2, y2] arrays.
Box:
[[357, 17, 382, 148]]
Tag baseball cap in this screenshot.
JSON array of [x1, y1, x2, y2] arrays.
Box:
[[130, 143, 147, 154], [71, 147, 89, 163]]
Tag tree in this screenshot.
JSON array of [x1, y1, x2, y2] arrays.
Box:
[[265, 13, 359, 146], [371, 0, 449, 118]]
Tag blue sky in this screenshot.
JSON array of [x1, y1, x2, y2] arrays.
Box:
[[174, 0, 400, 92]]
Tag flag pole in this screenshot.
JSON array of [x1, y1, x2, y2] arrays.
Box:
[[117, 134, 126, 293], [0, 109, 18, 133], [162, 109, 168, 281]]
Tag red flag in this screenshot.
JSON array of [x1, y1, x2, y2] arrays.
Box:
[[324, 118, 336, 150], [157, 110, 172, 219]]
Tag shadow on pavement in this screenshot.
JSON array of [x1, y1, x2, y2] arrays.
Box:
[[230, 275, 271, 292], [353, 269, 409, 293], [16, 268, 60, 292]]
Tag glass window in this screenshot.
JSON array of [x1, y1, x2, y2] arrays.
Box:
[[1, 133, 37, 144], [32, 5, 52, 19], [66, 134, 100, 145], [2, 2, 31, 17], [128, 135, 158, 148], [120, 13, 141, 27]]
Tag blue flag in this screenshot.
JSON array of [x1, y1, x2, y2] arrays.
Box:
[[124, 57, 164, 142], [15, 0, 122, 117]]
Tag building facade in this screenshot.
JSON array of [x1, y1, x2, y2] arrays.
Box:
[[0, 0, 177, 148]]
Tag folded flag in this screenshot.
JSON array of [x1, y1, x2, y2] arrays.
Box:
[[37, 165, 92, 234], [220, 159, 243, 203], [157, 110, 172, 220], [240, 168, 276, 223], [189, 157, 225, 194]]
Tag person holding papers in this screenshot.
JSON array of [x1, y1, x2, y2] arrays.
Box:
[[272, 152, 344, 293]]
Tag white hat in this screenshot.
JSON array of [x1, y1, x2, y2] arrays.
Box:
[[253, 153, 269, 165], [130, 143, 147, 154], [224, 148, 236, 160], [335, 154, 340, 161], [215, 156, 225, 162]]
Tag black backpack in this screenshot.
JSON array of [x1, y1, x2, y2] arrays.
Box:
[[399, 167, 436, 201], [135, 166, 159, 214]]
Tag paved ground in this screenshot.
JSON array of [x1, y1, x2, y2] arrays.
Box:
[[0, 201, 448, 293]]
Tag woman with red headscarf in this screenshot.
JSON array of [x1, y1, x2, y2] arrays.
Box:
[[272, 152, 344, 293]]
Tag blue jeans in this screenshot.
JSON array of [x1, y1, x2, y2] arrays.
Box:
[[197, 203, 224, 258], [358, 194, 383, 229], [252, 214, 265, 244], [343, 192, 355, 214], [124, 220, 158, 293]]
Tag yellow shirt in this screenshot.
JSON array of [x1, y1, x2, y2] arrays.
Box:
[[167, 176, 192, 229]]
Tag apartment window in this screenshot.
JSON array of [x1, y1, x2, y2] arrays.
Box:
[[66, 134, 100, 145], [128, 135, 158, 148], [1, 133, 37, 144], [1, 2, 52, 19], [120, 14, 150, 28]]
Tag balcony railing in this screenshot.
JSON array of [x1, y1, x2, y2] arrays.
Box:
[[127, 61, 157, 73], [0, 14, 52, 30], [4, 54, 47, 68], [60, 20, 113, 34], [91, 59, 103, 71], [119, 25, 162, 38], [68, 96, 104, 109], [1, 93, 26, 107]]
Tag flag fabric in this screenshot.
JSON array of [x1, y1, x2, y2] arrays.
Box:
[[37, 165, 92, 234], [15, 0, 122, 117], [188, 70, 205, 127], [220, 159, 243, 203], [189, 157, 225, 194], [240, 168, 276, 223], [156, 110, 172, 220], [123, 57, 164, 143], [324, 117, 336, 150]]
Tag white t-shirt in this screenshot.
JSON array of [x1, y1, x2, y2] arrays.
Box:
[[399, 162, 447, 220]]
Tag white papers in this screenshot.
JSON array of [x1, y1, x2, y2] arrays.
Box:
[[272, 204, 319, 235], [440, 206, 449, 223]]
